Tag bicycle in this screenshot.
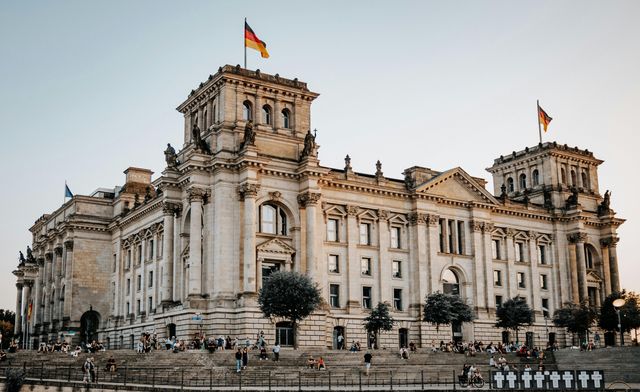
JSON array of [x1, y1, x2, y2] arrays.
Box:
[[458, 374, 485, 388]]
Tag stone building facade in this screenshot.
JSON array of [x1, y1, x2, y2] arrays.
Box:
[[13, 65, 625, 349]]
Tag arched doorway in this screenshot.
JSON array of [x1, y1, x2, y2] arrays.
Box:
[[79, 309, 100, 345], [333, 326, 345, 349]]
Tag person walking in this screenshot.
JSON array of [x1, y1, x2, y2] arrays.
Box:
[[83, 357, 95, 383], [235, 348, 242, 372], [364, 351, 372, 376], [242, 347, 249, 370], [272, 343, 280, 362]]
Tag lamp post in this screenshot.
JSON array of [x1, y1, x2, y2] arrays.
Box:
[[613, 298, 626, 346]]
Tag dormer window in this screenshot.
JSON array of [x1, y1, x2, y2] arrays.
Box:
[[243, 101, 253, 121], [281, 109, 291, 129], [262, 105, 272, 125]]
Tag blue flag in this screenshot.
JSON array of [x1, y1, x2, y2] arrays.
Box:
[[64, 184, 73, 198]]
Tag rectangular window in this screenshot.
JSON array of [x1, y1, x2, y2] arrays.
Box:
[[393, 288, 403, 311], [149, 271, 154, 288], [538, 244, 546, 264], [542, 298, 549, 318], [540, 274, 548, 290], [392, 260, 402, 278], [359, 223, 371, 245], [328, 254, 339, 273], [148, 296, 153, 312], [492, 239, 501, 260], [126, 302, 130, 315], [149, 239, 154, 260], [516, 242, 525, 262], [329, 284, 340, 308], [493, 270, 502, 287], [448, 220, 456, 253], [113, 254, 117, 272], [137, 244, 142, 264], [137, 275, 142, 291], [390, 227, 401, 249], [362, 286, 372, 309], [361, 257, 371, 276], [327, 218, 339, 242], [495, 295, 503, 308], [457, 221, 465, 254], [136, 299, 141, 315], [158, 234, 163, 257], [517, 272, 526, 288], [439, 219, 446, 253], [127, 249, 132, 269], [126, 278, 131, 295]]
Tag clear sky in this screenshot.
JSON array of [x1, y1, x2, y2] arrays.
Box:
[[1, 0, 639, 312]]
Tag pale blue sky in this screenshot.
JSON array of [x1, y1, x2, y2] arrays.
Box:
[[1, 1, 639, 311]]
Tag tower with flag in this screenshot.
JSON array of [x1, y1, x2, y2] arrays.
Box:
[[537, 100, 553, 143], [244, 19, 269, 68]]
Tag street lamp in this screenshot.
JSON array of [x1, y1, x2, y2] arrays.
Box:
[[613, 298, 626, 346]]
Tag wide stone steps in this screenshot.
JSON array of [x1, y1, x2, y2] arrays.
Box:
[[553, 346, 640, 384]]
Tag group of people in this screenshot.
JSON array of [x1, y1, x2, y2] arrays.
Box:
[[489, 354, 544, 372], [306, 355, 327, 370]]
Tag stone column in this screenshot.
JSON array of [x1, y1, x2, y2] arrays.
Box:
[[53, 246, 63, 322], [63, 241, 73, 318], [346, 205, 360, 311], [528, 232, 542, 318], [426, 215, 440, 294], [409, 213, 428, 315], [608, 237, 621, 293], [43, 252, 53, 323], [298, 192, 321, 279], [23, 283, 32, 342], [482, 223, 495, 313], [505, 229, 517, 298], [161, 202, 177, 303], [599, 239, 612, 296], [378, 210, 391, 304], [470, 220, 487, 310], [570, 233, 589, 303], [33, 259, 42, 326], [239, 183, 259, 293], [15, 283, 23, 335], [187, 187, 206, 297]]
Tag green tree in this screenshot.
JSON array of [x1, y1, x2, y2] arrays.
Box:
[[599, 291, 640, 334], [0, 310, 15, 324], [364, 302, 394, 349], [0, 310, 15, 349], [423, 292, 474, 331], [553, 303, 597, 344], [495, 297, 533, 344], [257, 271, 321, 349]]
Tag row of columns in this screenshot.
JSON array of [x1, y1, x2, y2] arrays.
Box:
[[567, 233, 620, 304]]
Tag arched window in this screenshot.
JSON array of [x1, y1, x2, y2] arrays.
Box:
[[442, 269, 460, 296], [203, 108, 208, 129], [507, 177, 514, 193], [243, 101, 253, 121], [519, 173, 527, 190], [570, 170, 577, 186], [259, 203, 288, 235], [281, 108, 291, 129], [532, 169, 540, 186], [262, 105, 272, 125], [581, 171, 589, 190], [560, 168, 566, 185], [585, 245, 594, 269]]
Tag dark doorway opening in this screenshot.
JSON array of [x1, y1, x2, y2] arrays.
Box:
[[333, 326, 345, 350], [79, 310, 100, 345], [275, 321, 294, 347], [399, 328, 409, 349]]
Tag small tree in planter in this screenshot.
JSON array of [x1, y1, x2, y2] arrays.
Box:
[[553, 302, 598, 346], [364, 302, 395, 349], [423, 292, 474, 331], [495, 297, 533, 344]]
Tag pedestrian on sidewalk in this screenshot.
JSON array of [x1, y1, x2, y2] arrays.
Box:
[[364, 351, 372, 376], [83, 357, 95, 383], [235, 348, 242, 372], [272, 343, 280, 362], [242, 347, 248, 369]]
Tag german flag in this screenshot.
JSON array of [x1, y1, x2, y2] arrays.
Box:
[[245, 21, 269, 59], [538, 104, 552, 132]]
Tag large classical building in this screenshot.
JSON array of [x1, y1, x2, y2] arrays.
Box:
[[13, 65, 625, 350]]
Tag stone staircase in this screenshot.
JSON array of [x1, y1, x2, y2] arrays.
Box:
[[553, 346, 640, 384]]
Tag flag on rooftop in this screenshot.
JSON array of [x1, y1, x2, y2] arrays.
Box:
[[245, 20, 269, 59]]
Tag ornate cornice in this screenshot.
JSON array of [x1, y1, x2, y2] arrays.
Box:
[[238, 183, 260, 200], [297, 192, 321, 208], [408, 212, 428, 225], [567, 232, 588, 243]]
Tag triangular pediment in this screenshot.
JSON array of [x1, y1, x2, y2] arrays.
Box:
[[415, 167, 499, 205], [587, 271, 602, 283], [257, 238, 296, 255]]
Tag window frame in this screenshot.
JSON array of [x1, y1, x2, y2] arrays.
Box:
[[327, 218, 339, 242], [493, 269, 502, 287], [517, 272, 526, 288], [329, 284, 340, 308], [243, 101, 253, 121], [392, 260, 402, 278], [328, 254, 339, 273], [262, 104, 272, 125], [390, 226, 401, 249], [361, 257, 372, 276], [362, 286, 372, 309], [393, 288, 403, 311], [259, 203, 288, 236], [281, 108, 291, 129], [359, 222, 371, 245], [540, 274, 548, 290]]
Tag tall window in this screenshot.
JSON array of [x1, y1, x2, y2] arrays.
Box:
[[495, 295, 503, 308], [149, 239, 154, 260], [561, 167, 567, 184], [392, 260, 401, 278], [126, 278, 131, 295], [262, 105, 272, 125], [148, 271, 153, 288], [570, 170, 577, 186], [359, 223, 371, 245], [457, 221, 465, 254], [137, 275, 142, 291], [136, 299, 141, 315], [148, 296, 153, 313], [126, 302, 130, 315], [515, 242, 525, 262], [329, 284, 340, 308], [517, 272, 526, 288], [542, 298, 549, 317], [532, 169, 540, 186], [243, 101, 252, 121], [393, 289, 403, 311], [448, 220, 455, 253], [362, 286, 372, 309], [137, 244, 142, 264], [494, 270, 502, 286], [519, 173, 527, 190], [390, 226, 401, 249], [492, 239, 501, 260], [538, 244, 547, 264], [259, 204, 288, 235], [328, 254, 339, 273], [327, 218, 339, 242], [585, 246, 594, 269], [438, 219, 446, 252], [540, 274, 548, 290], [127, 249, 132, 269], [442, 269, 460, 296], [113, 254, 117, 272], [281, 108, 291, 128], [507, 177, 514, 193], [361, 257, 371, 276], [581, 171, 589, 189], [212, 104, 217, 123]]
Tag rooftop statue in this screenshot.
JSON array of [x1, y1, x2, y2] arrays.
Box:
[[18, 251, 26, 265], [300, 129, 317, 159], [164, 143, 179, 168], [241, 120, 256, 149]]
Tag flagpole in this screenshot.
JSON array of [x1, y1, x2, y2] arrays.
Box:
[[244, 18, 247, 69], [537, 99, 542, 144]]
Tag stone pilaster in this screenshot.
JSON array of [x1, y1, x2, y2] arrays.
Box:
[[15, 283, 23, 335], [607, 237, 621, 293], [63, 241, 73, 318], [346, 205, 360, 311], [599, 238, 612, 296], [407, 212, 427, 315], [482, 223, 495, 313], [470, 220, 487, 311], [528, 231, 542, 318], [187, 187, 206, 297], [568, 232, 589, 303], [161, 202, 179, 304], [505, 229, 517, 298], [53, 246, 63, 321], [298, 191, 321, 279], [425, 214, 440, 295], [239, 183, 259, 293]]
